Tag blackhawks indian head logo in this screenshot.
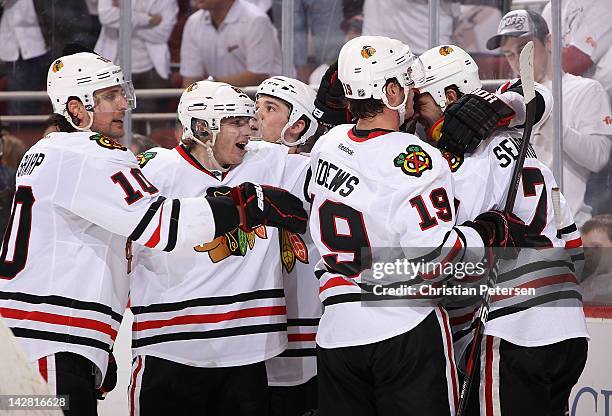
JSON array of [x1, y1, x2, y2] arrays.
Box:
[[441, 151, 463, 172], [193, 186, 267, 262], [137, 151, 157, 168], [439, 45, 454, 56], [361, 45, 376, 59], [394, 145, 432, 177], [280, 230, 309, 273], [52, 59, 63, 72], [89, 133, 127, 151]]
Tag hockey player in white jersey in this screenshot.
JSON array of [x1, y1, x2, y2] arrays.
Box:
[[414, 44, 588, 416], [128, 80, 311, 416], [254, 76, 321, 416], [308, 35, 529, 416], [0, 53, 307, 416]]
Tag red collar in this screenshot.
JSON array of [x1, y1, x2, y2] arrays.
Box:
[[347, 126, 393, 142], [175, 145, 228, 181]]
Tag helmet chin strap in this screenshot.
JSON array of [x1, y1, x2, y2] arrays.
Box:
[[381, 88, 409, 126], [64, 109, 94, 131], [183, 131, 230, 173], [278, 121, 309, 148]]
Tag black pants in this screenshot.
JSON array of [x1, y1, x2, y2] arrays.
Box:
[[37, 352, 98, 416], [317, 309, 458, 416], [130, 355, 269, 416], [269, 376, 318, 416], [462, 336, 588, 416]]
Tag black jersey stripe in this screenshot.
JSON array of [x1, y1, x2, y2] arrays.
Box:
[[11, 327, 111, 352], [0, 291, 123, 323], [163, 199, 180, 252], [132, 322, 287, 348], [487, 290, 583, 321], [559, 223, 578, 235], [278, 348, 317, 358], [322, 293, 362, 306], [131, 289, 285, 314], [496, 260, 575, 283], [287, 318, 320, 327], [129, 196, 166, 241]]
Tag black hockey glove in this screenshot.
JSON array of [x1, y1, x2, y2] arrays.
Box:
[[439, 89, 515, 155], [96, 352, 117, 400], [313, 62, 352, 128], [462, 210, 527, 259], [230, 183, 308, 234]]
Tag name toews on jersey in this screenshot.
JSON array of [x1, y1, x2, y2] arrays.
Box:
[[308, 124, 488, 350], [130, 142, 310, 367], [0, 132, 219, 379]]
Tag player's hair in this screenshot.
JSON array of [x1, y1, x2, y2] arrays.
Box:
[[347, 78, 401, 120], [582, 214, 612, 242]]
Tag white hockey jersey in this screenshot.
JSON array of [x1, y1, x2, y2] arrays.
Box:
[[266, 162, 322, 386], [130, 142, 310, 367], [308, 124, 487, 349], [0, 132, 219, 380], [443, 128, 588, 359]]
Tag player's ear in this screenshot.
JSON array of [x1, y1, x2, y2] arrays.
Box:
[[66, 98, 89, 126], [290, 119, 306, 135], [445, 88, 459, 105], [384, 80, 403, 105]]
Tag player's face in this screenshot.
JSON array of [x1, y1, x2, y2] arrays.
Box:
[[92, 85, 129, 139], [501, 36, 549, 83], [582, 228, 612, 276], [412, 90, 443, 131], [213, 116, 251, 166], [254, 96, 291, 143]]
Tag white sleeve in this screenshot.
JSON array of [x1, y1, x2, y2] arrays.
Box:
[[390, 161, 487, 283], [135, 0, 178, 44], [53, 151, 216, 251], [179, 15, 206, 78], [243, 15, 282, 74], [563, 82, 612, 172], [97, 0, 150, 29]]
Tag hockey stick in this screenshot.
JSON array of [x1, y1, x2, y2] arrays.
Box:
[[456, 41, 536, 416]]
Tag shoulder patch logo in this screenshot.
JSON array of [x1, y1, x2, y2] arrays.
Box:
[[137, 151, 157, 168], [441, 151, 463, 172], [394, 145, 432, 177], [89, 133, 127, 151]]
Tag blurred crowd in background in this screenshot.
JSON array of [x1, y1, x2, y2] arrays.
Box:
[[0, 0, 611, 304]]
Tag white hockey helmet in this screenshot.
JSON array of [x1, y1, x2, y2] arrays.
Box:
[[256, 76, 318, 147], [178, 80, 255, 143], [337, 35, 424, 101], [47, 52, 135, 115], [416, 45, 482, 110]]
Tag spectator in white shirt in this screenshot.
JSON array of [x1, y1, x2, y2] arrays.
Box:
[[488, 9, 612, 226], [542, 0, 612, 103], [95, 0, 178, 115], [180, 0, 281, 88], [0, 0, 49, 114], [362, 0, 460, 54]]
